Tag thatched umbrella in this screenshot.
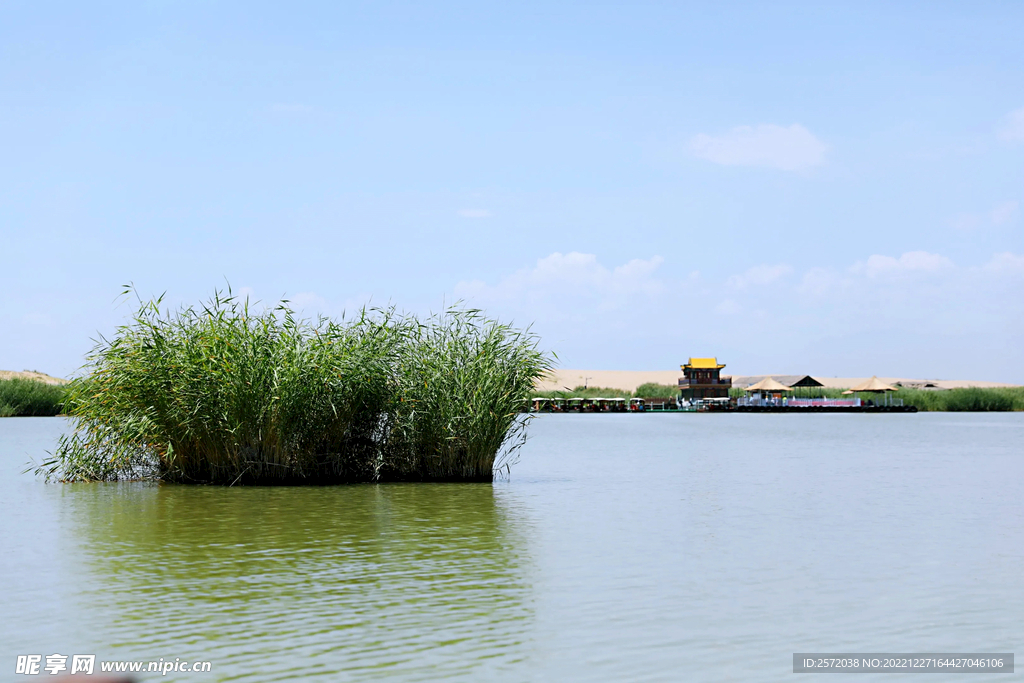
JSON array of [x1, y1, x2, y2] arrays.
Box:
[[849, 376, 897, 392], [744, 377, 793, 392], [743, 376, 791, 406], [842, 376, 898, 405]]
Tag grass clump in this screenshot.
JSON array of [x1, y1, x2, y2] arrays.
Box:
[[38, 289, 551, 484], [0, 379, 67, 417]]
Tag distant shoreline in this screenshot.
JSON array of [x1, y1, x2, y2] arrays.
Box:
[[537, 369, 1019, 393], [3, 367, 1018, 393]]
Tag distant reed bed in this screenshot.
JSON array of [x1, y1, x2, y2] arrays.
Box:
[[532, 385, 632, 399], [39, 290, 551, 484], [897, 387, 1024, 411], [633, 383, 680, 398], [531, 382, 679, 400], [0, 379, 66, 417]]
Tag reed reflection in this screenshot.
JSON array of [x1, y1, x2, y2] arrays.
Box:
[[63, 483, 533, 681]]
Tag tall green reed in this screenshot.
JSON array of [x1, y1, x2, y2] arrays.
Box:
[[386, 310, 546, 481], [39, 290, 551, 484]]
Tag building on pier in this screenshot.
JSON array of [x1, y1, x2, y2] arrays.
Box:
[[679, 357, 731, 400], [728, 374, 824, 390]]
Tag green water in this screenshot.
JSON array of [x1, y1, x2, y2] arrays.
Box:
[[2, 414, 1023, 681], [76, 484, 530, 678]]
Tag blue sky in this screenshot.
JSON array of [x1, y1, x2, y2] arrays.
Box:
[[2, 1, 1023, 382]]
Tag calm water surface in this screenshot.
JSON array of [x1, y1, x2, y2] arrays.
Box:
[[1, 414, 1022, 681]]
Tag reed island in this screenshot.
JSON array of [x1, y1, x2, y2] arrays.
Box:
[[39, 290, 551, 484]]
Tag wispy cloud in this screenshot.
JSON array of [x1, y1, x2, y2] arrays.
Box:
[[852, 251, 954, 278], [950, 213, 982, 231], [270, 103, 314, 113], [453, 251, 670, 351], [448, 249, 1024, 377], [457, 209, 492, 218], [715, 299, 742, 315], [950, 200, 1017, 230], [228, 287, 375, 319], [22, 312, 53, 326], [727, 263, 793, 289], [455, 252, 665, 310], [984, 251, 1024, 274], [991, 200, 1018, 225], [690, 124, 827, 171], [288, 291, 331, 311], [798, 266, 843, 299], [997, 106, 1024, 142]]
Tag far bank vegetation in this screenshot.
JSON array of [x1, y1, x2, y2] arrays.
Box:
[[532, 382, 679, 400], [0, 378, 66, 417], [532, 384, 1024, 410], [729, 386, 1024, 412]]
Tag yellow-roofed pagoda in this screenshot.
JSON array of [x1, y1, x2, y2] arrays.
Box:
[[679, 357, 731, 400]]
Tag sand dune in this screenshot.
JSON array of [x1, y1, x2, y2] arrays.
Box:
[[537, 369, 1019, 392], [0, 370, 68, 385]]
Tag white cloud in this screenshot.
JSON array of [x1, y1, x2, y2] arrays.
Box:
[[727, 263, 793, 289], [852, 251, 954, 278], [455, 252, 665, 308], [690, 124, 827, 171], [991, 201, 1018, 225], [458, 209, 492, 218], [997, 106, 1024, 142]]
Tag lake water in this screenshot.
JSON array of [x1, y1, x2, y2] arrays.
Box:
[[1, 414, 1021, 681]]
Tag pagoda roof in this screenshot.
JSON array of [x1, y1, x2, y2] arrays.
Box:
[[682, 357, 726, 370]]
